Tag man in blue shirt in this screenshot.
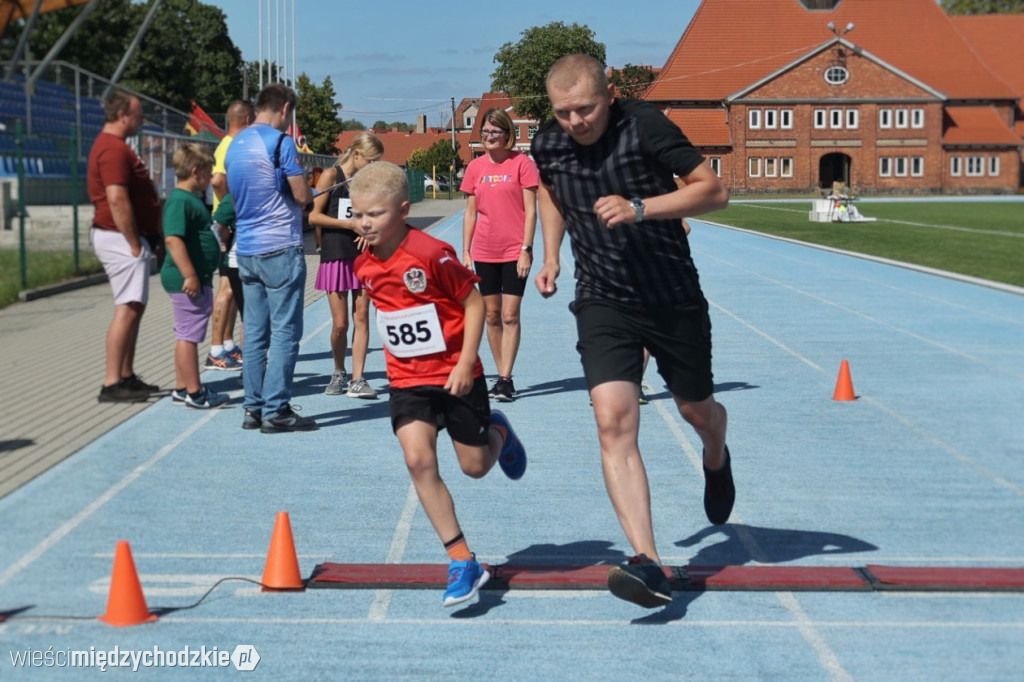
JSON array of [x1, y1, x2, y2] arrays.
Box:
[[225, 84, 315, 433]]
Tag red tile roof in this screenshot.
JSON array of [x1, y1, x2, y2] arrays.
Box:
[[333, 129, 473, 167], [943, 106, 1022, 146], [648, 0, 1016, 103], [665, 108, 732, 147], [949, 14, 1024, 97]]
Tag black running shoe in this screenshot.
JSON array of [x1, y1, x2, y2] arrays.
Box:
[[493, 377, 516, 403], [242, 409, 262, 430], [703, 446, 735, 526], [607, 554, 672, 608], [260, 405, 317, 433], [97, 381, 151, 403]]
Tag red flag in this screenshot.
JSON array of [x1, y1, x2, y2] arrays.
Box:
[[187, 101, 225, 138]]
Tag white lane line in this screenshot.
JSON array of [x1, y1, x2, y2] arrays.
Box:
[[0, 413, 215, 587], [709, 299, 1024, 498], [158, 616, 1024, 628], [367, 483, 420, 621]]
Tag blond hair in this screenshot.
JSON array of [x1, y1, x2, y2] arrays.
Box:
[[338, 131, 384, 167], [348, 161, 408, 203], [172, 143, 215, 179]]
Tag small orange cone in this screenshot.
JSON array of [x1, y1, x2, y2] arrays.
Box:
[[98, 541, 158, 626], [832, 359, 857, 401], [261, 511, 304, 591]]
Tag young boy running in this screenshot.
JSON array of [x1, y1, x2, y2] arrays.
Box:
[[351, 162, 527, 607], [161, 144, 229, 409]]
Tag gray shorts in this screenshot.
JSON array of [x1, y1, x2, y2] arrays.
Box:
[[91, 228, 151, 305]]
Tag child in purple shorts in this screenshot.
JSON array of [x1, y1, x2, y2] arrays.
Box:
[[160, 144, 228, 409]]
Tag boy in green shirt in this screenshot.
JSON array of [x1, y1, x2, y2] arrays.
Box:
[[161, 144, 228, 408]]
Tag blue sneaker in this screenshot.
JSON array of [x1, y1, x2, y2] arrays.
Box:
[[490, 410, 526, 480], [205, 350, 242, 372], [171, 388, 187, 405], [442, 555, 489, 607]]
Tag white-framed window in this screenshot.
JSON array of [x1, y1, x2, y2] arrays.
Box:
[[749, 109, 761, 129], [465, 115, 475, 128], [879, 108, 892, 129], [966, 156, 984, 176], [894, 156, 908, 177], [527, 125, 539, 140], [950, 156, 962, 176], [515, 126, 521, 139], [911, 108, 925, 128], [748, 157, 762, 177], [814, 109, 827, 129], [824, 65, 849, 85], [911, 156, 924, 176], [988, 156, 1000, 176], [764, 158, 777, 177], [765, 109, 778, 129], [780, 109, 793, 129], [846, 109, 859, 129], [780, 157, 793, 177], [895, 108, 909, 128], [709, 157, 722, 177], [879, 157, 892, 177], [830, 108, 843, 129]]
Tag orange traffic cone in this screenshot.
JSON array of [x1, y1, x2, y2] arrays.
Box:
[[98, 541, 158, 626], [261, 511, 304, 591], [832, 359, 856, 401]]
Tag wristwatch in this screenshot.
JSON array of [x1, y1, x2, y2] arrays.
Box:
[[630, 197, 645, 223], [521, 245, 533, 253]]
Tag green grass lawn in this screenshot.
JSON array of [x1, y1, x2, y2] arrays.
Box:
[[704, 200, 1024, 287], [0, 251, 103, 309]]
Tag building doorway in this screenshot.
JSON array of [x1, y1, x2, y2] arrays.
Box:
[[819, 152, 851, 191]]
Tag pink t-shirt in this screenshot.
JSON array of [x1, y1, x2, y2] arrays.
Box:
[[460, 151, 540, 262]]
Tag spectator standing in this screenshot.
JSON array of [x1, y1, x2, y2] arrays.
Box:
[[531, 55, 732, 609], [206, 100, 255, 372], [225, 84, 315, 433], [88, 92, 163, 402], [308, 132, 383, 399], [460, 108, 539, 402]]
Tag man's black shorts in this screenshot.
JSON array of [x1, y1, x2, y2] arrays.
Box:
[[571, 297, 714, 402], [474, 260, 527, 297], [388, 376, 491, 446]]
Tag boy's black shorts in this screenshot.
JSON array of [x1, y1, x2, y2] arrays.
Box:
[[474, 260, 527, 297], [571, 297, 714, 402], [388, 375, 491, 446]]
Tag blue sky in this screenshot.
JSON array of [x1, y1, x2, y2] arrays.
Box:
[[204, 0, 704, 127]]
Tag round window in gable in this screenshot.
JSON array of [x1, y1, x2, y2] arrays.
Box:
[[825, 65, 849, 85]]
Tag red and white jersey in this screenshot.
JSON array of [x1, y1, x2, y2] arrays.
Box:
[[355, 228, 483, 388]]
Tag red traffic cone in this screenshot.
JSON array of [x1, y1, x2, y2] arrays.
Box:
[[832, 359, 857, 401], [98, 541, 158, 626]]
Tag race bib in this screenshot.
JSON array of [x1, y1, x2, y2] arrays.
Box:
[[376, 303, 446, 358], [337, 198, 353, 220]]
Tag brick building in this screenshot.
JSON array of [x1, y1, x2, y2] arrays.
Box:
[[645, 0, 1024, 195]]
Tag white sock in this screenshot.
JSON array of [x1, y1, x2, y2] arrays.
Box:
[[210, 344, 224, 356], [223, 339, 236, 351]]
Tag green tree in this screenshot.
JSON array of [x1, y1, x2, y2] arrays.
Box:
[[407, 139, 460, 176], [608, 63, 656, 99], [295, 73, 341, 154], [339, 118, 366, 131], [941, 0, 1024, 12], [490, 22, 605, 122]]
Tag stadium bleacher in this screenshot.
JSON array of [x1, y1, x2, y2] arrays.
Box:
[[0, 76, 103, 179]]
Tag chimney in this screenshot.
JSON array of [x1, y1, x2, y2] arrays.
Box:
[[415, 115, 427, 134]]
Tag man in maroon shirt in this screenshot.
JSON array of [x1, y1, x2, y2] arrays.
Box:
[[88, 92, 163, 402]]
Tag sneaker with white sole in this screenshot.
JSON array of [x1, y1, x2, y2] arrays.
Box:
[[171, 388, 187, 405], [442, 555, 489, 607], [205, 350, 242, 372], [184, 387, 229, 409], [346, 377, 378, 399], [490, 410, 526, 480], [324, 370, 348, 395]]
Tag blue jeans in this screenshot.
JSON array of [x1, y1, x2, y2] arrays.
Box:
[[238, 246, 306, 419]]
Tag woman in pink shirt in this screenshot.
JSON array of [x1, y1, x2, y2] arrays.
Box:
[[460, 108, 540, 402]]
